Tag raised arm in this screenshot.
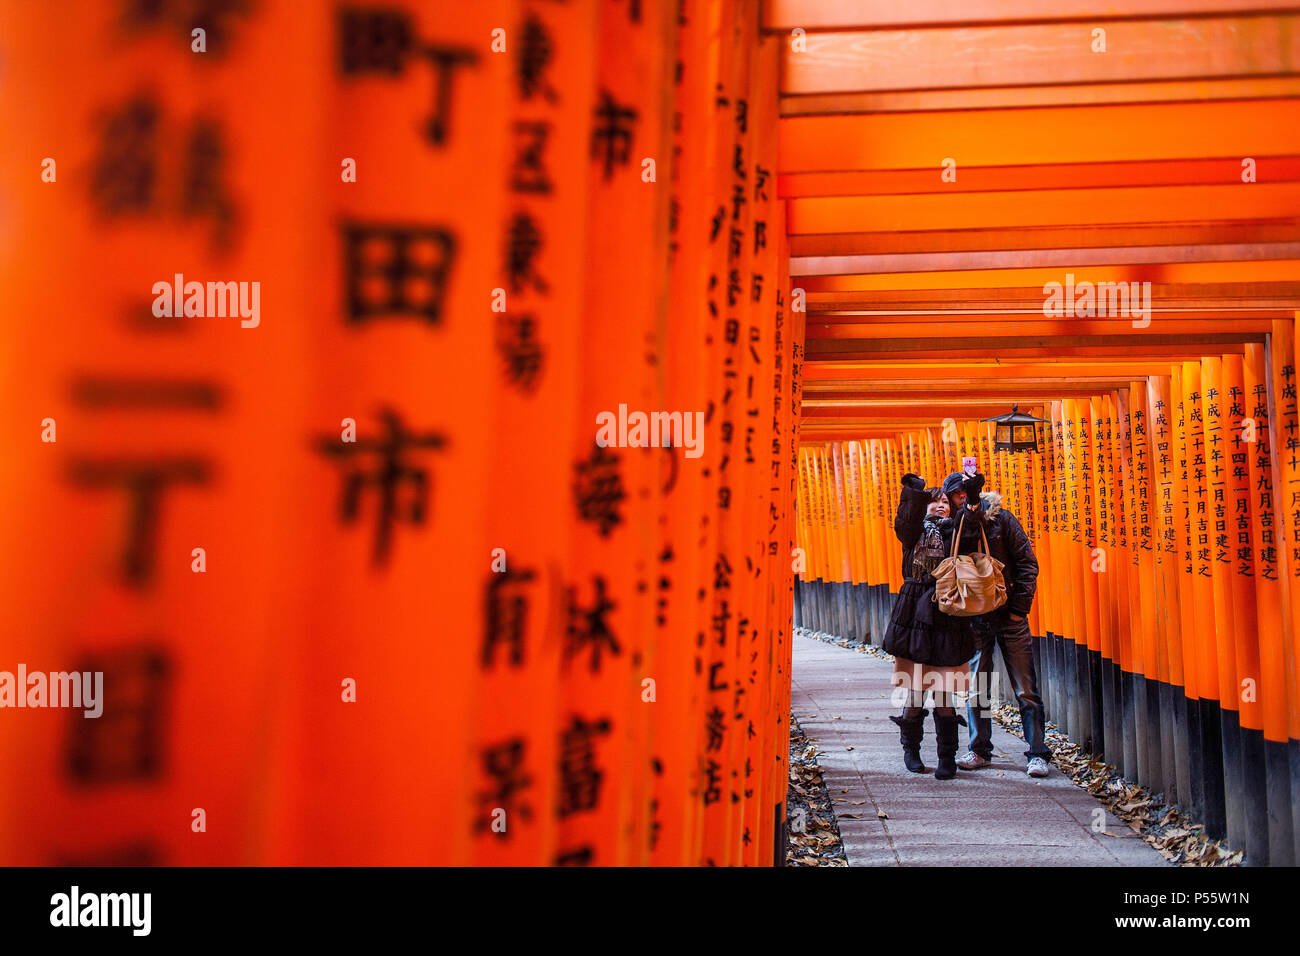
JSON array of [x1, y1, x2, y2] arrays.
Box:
[[893, 473, 930, 545]]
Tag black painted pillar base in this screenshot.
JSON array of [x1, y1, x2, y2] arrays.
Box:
[[1219, 707, 1245, 858], [1041, 632, 1053, 730], [1185, 694, 1204, 821], [1100, 655, 1117, 763], [1236, 722, 1268, 865], [774, 801, 787, 867], [1261, 738, 1294, 866], [1121, 669, 1138, 783], [1065, 639, 1080, 742], [1166, 682, 1188, 809], [1198, 698, 1226, 841], [1142, 676, 1162, 797], [1088, 647, 1105, 756], [1291, 739, 1300, 865]]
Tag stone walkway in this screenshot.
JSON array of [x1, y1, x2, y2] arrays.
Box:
[[792, 634, 1168, 866]]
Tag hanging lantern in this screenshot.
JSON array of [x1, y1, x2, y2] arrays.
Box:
[[981, 405, 1049, 453]]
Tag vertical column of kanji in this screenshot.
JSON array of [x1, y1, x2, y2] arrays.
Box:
[[1129, 383, 1158, 689], [833, 445, 853, 585], [809, 447, 825, 593], [736, 27, 780, 867], [472, 0, 596, 868], [290, 2, 509, 864], [1035, 415, 1055, 664], [1220, 352, 1265, 857], [1186, 362, 1221, 710], [1115, 390, 1139, 693], [1091, 397, 1117, 757], [1129, 381, 1163, 792], [651, 0, 724, 867], [566, 0, 674, 867], [1206, 358, 1237, 749], [854, 443, 874, 589], [1079, 398, 1103, 751], [1041, 409, 1063, 727], [1108, 391, 1137, 778], [1245, 342, 1295, 864], [1148, 378, 1180, 689], [1109, 390, 1135, 778], [1275, 324, 1300, 747], [1049, 401, 1072, 736], [1060, 400, 1086, 741], [1149, 374, 1187, 808], [1171, 366, 1199, 704], [1223, 356, 1260, 733], [1022, 414, 1041, 637], [795, 449, 813, 585], [811, 447, 828, 587], [846, 441, 862, 585], [0, 1, 317, 864], [1272, 321, 1300, 857], [866, 440, 884, 587], [765, 210, 795, 867], [725, 0, 764, 864], [694, 0, 741, 864], [1173, 362, 1211, 819]]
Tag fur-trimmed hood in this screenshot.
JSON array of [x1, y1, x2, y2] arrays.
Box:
[[980, 491, 1002, 518]]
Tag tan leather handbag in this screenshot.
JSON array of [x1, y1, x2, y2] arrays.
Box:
[[932, 512, 1007, 617]]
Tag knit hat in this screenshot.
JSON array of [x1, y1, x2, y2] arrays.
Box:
[[941, 472, 965, 496]]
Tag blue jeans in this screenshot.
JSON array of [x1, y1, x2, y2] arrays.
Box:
[[966, 615, 1051, 761]]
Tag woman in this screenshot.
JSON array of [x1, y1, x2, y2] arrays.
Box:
[[882, 472, 982, 779]]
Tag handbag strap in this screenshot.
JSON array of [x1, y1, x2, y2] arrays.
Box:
[[950, 509, 991, 557]]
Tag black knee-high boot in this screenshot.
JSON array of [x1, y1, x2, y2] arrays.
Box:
[[888, 710, 928, 773], [934, 711, 966, 780]]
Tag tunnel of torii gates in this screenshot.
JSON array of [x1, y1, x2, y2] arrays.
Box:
[[2, 0, 1300, 868]]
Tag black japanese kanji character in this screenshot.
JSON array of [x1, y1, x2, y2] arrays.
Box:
[[574, 442, 625, 536], [316, 407, 447, 566], [511, 121, 553, 194], [90, 94, 160, 217], [67, 457, 212, 588], [497, 314, 544, 393], [558, 714, 611, 818], [505, 212, 549, 295], [343, 223, 456, 324], [483, 567, 537, 669], [179, 117, 237, 250], [517, 15, 558, 102], [67, 645, 171, 786], [565, 576, 622, 672], [476, 738, 534, 834], [590, 89, 638, 181]]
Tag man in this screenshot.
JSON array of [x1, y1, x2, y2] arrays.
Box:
[[939, 472, 1050, 778]]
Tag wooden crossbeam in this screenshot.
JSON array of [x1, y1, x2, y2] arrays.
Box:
[[779, 158, 1300, 199], [779, 101, 1300, 172], [804, 313, 1283, 330], [787, 185, 1300, 236], [779, 16, 1300, 95], [779, 77, 1300, 115], [788, 221, 1300, 257], [793, 244, 1300, 278], [762, 0, 1300, 31]]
